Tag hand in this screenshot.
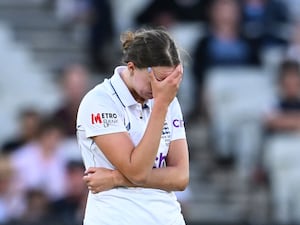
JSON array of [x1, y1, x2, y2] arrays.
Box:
[[83, 167, 116, 194], [149, 64, 183, 106]]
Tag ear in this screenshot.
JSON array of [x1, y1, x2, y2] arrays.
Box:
[[127, 62, 135, 75]]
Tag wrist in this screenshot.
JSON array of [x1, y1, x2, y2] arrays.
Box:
[[112, 170, 123, 187], [153, 100, 169, 113]]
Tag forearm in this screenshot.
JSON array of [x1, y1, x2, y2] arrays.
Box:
[[128, 102, 168, 182], [114, 166, 189, 192], [267, 116, 300, 131]]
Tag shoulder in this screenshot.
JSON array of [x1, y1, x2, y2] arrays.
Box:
[[79, 81, 115, 110], [82, 82, 110, 101], [168, 97, 183, 115]]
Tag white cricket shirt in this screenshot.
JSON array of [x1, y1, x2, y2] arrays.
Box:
[[77, 66, 187, 225]]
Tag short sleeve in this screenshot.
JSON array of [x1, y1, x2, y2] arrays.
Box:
[[168, 97, 186, 141], [77, 91, 126, 138]]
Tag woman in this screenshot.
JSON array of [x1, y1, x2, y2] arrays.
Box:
[[76, 28, 189, 225]]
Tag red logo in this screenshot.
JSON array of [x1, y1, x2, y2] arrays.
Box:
[[91, 113, 102, 124]]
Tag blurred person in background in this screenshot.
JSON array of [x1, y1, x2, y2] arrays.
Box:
[[192, 0, 261, 119], [19, 189, 54, 225], [0, 155, 25, 224], [135, 0, 206, 28], [9, 118, 68, 203], [1, 109, 41, 155], [241, 0, 289, 47], [264, 60, 300, 133], [51, 160, 87, 225], [53, 63, 91, 137], [54, 0, 115, 72], [53, 63, 91, 162], [263, 60, 300, 224], [86, 0, 115, 73]]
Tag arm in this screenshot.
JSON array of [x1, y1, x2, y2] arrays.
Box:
[[91, 65, 183, 185], [265, 112, 300, 131], [84, 139, 189, 193]]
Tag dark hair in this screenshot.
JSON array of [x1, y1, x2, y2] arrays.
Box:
[[19, 108, 40, 120], [66, 160, 85, 171], [278, 60, 300, 81], [120, 28, 181, 68], [37, 117, 65, 138]]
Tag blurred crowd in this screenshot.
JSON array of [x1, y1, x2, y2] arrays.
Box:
[[1, 0, 300, 224], [0, 62, 90, 225]]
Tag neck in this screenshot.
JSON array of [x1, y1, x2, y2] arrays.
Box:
[[120, 68, 145, 104]]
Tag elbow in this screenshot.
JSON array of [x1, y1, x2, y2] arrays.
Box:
[[177, 175, 189, 191], [175, 171, 189, 191]]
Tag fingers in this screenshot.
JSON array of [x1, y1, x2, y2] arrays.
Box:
[[83, 176, 91, 186], [88, 185, 98, 194], [148, 67, 160, 86], [83, 171, 98, 193], [85, 167, 96, 174], [164, 64, 183, 83], [173, 64, 183, 79], [91, 188, 99, 194]]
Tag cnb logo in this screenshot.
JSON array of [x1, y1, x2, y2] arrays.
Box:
[[91, 113, 102, 124], [173, 119, 184, 128]]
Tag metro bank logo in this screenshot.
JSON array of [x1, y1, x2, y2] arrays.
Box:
[[91, 113, 102, 124], [91, 112, 119, 127]]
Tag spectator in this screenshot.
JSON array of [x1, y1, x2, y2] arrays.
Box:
[[20, 189, 54, 225], [10, 118, 67, 202], [263, 60, 300, 224], [51, 160, 87, 225], [86, 0, 115, 72], [241, 0, 290, 47], [54, 0, 115, 73], [192, 0, 261, 118], [1, 109, 41, 155], [135, 0, 206, 28], [53, 63, 91, 137], [264, 60, 300, 132], [0, 155, 25, 224]]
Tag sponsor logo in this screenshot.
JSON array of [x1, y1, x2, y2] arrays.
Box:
[[91, 113, 102, 124], [125, 122, 131, 131], [173, 119, 184, 128], [162, 121, 171, 146], [91, 112, 118, 127], [153, 152, 167, 168], [101, 113, 117, 119]]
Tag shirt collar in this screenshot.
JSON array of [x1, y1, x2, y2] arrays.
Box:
[[110, 66, 149, 107]]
